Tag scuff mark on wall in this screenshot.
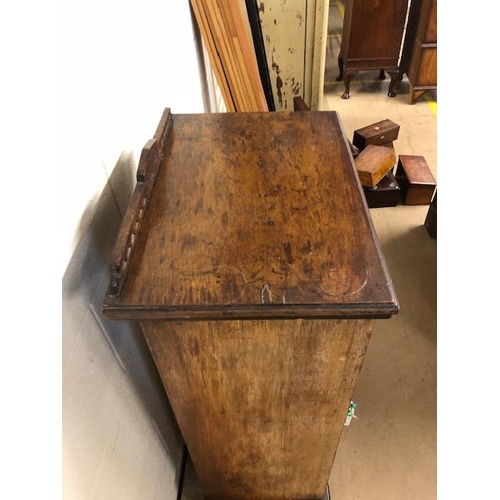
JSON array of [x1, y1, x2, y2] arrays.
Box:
[[271, 47, 283, 107], [276, 75, 283, 107], [296, 10, 303, 28], [289, 76, 301, 96], [258, 0, 306, 111]]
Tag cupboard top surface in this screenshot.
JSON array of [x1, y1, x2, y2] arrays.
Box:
[[103, 111, 398, 320]]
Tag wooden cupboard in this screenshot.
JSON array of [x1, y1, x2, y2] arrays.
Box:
[[102, 108, 399, 499], [336, 0, 410, 99], [400, 0, 437, 104]]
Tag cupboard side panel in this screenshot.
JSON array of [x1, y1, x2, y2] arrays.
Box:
[[141, 318, 374, 500]]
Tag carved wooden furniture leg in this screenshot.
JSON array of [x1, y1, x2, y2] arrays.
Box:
[[336, 53, 344, 81], [341, 70, 357, 99], [386, 69, 399, 97], [379, 69, 386, 80]]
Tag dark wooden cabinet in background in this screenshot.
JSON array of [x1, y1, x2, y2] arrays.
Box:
[[337, 0, 410, 99], [399, 0, 437, 104], [102, 109, 399, 499]]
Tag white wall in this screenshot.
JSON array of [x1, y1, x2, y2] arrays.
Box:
[[62, 0, 205, 270], [62, 1, 205, 499]]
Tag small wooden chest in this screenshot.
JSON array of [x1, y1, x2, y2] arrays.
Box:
[[355, 144, 397, 188], [352, 119, 400, 151], [363, 171, 401, 208], [395, 155, 436, 205]]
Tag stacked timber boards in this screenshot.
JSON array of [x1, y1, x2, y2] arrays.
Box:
[[190, 0, 268, 112]]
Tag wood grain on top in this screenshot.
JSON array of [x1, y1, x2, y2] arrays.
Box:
[[354, 144, 396, 188], [398, 155, 436, 185], [103, 111, 398, 320]]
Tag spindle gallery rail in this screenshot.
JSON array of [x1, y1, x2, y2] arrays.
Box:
[[108, 109, 172, 297]]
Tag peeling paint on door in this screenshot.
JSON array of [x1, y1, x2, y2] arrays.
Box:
[[258, 0, 307, 111], [256, 0, 329, 110]]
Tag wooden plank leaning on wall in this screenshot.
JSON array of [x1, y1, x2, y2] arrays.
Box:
[[190, 0, 268, 112]]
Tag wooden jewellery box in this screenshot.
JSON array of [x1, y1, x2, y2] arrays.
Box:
[[395, 154, 436, 205], [363, 171, 401, 208], [102, 108, 399, 500], [355, 144, 397, 188], [352, 119, 400, 151]]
